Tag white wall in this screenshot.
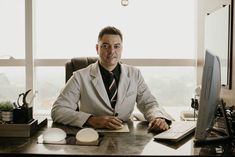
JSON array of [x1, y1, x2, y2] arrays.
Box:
[[197, 0, 235, 106]]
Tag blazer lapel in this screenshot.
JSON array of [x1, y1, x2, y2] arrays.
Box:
[[90, 62, 112, 109], [116, 64, 130, 107]]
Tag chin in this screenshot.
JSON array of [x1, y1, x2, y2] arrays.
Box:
[[106, 59, 118, 64], [111, 60, 119, 65]]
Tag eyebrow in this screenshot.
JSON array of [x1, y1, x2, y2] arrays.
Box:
[[101, 42, 121, 45]]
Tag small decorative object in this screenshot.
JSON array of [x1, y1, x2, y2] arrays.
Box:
[[121, 0, 129, 6], [0, 101, 14, 123], [13, 89, 34, 124]]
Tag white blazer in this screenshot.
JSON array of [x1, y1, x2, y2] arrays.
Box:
[[51, 61, 173, 128]]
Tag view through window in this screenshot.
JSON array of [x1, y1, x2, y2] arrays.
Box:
[[34, 0, 196, 113], [0, 0, 196, 115], [0, 0, 25, 103]]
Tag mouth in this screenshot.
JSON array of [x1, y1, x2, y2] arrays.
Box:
[[107, 56, 117, 60]]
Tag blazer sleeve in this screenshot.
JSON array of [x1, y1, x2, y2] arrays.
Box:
[[51, 74, 92, 128], [135, 69, 174, 122]]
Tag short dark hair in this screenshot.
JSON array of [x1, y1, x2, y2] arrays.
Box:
[[98, 26, 123, 42]]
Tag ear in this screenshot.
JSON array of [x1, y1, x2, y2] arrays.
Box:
[[96, 44, 99, 55]]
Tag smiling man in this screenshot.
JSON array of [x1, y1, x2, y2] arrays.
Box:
[[51, 26, 173, 131]]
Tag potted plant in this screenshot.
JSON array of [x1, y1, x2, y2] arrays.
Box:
[[0, 101, 14, 123]]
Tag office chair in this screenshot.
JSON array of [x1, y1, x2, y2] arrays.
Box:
[[65, 57, 145, 121], [65, 57, 98, 83]]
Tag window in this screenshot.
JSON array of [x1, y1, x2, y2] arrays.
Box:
[[35, 67, 64, 111], [0, 67, 25, 102], [0, 0, 196, 115], [139, 67, 196, 106], [33, 0, 196, 113], [34, 0, 195, 59], [0, 0, 25, 103], [0, 0, 25, 59]]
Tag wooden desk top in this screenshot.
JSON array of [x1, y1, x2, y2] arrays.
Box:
[[0, 120, 197, 156], [0, 107, 234, 156]]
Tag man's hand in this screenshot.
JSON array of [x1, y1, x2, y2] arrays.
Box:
[[147, 118, 169, 132], [86, 115, 123, 129]]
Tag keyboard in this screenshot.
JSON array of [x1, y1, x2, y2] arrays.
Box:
[[154, 121, 196, 142]]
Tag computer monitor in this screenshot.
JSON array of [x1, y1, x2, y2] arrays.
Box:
[[194, 50, 228, 145]]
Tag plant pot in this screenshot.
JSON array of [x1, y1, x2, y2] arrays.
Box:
[[2, 111, 13, 123], [13, 107, 33, 124]]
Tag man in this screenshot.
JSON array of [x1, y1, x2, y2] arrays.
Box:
[[51, 26, 173, 131]]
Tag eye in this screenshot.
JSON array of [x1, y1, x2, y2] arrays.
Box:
[[114, 45, 121, 49], [101, 44, 110, 49]]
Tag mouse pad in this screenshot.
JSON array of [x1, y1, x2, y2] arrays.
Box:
[[96, 123, 129, 132], [37, 134, 103, 146]]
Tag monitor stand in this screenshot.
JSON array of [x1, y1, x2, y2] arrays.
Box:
[[194, 99, 233, 147]]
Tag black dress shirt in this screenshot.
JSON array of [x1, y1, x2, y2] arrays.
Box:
[[99, 62, 121, 97]]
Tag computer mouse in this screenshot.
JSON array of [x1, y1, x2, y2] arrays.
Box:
[[43, 128, 66, 143], [76, 128, 99, 143]]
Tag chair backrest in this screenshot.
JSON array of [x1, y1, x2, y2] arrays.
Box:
[[65, 57, 98, 83]]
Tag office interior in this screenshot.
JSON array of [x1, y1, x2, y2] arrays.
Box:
[[0, 0, 235, 156]]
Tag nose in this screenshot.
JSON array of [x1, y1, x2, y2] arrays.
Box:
[[107, 46, 116, 53]]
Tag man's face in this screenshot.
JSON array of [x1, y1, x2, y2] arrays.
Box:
[[96, 34, 122, 69]]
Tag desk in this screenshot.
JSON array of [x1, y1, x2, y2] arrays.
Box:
[[0, 107, 234, 156]]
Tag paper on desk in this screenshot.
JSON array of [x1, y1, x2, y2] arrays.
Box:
[[96, 123, 129, 132]]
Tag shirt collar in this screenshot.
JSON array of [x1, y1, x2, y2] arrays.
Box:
[[98, 62, 120, 79]]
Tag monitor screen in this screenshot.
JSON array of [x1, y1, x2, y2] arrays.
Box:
[[194, 50, 221, 141]]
